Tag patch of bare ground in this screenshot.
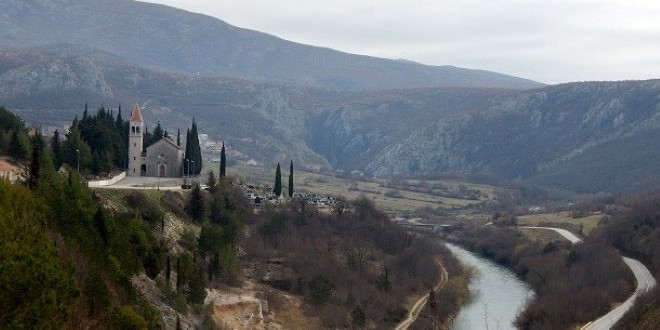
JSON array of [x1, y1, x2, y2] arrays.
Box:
[[205, 280, 321, 330]]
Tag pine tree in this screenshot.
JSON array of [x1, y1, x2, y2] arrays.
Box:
[[219, 142, 226, 178], [153, 121, 164, 141], [50, 130, 63, 169], [288, 160, 294, 197], [9, 130, 29, 161], [94, 207, 109, 246], [273, 163, 282, 197], [27, 131, 43, 190], [63, 122, 92, 173]]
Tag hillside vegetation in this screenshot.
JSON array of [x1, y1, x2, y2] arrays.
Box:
[[589, 193, 660, 329], [0, 106, 462, 328]]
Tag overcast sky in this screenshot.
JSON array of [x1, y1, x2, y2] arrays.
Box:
[[145, 0, 660, 84]]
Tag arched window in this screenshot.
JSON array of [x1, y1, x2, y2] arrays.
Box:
[[136, 126, 141, 133], [131, 126, 135, 133]]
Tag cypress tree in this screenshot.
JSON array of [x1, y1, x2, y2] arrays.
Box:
[[273, 163, 282, 197], [166, 255, 171, 281], [184, 128, 191, 176], [176, 258, 181, 289], [190, 119, 202, 175], [176, 129, 181, 147], [288, 160, 294, 197], [187, 184, 204, 222], [219, 142, 226, 178], [83, 102, 88, 119], [184, 119, 202, 175], [207, 170, 216, 191]]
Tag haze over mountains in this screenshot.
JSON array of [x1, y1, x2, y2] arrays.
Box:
[[0, 0, 541, 90], [1, 0, 660, 193]]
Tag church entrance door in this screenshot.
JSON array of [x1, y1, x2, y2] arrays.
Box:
[[159, 164, 166, 177]]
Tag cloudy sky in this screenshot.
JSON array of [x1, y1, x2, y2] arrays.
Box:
[[145, 0, 660, 84]]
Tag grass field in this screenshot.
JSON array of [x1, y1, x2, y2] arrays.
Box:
[[226, 164, 496, 214], [517, 211, 605, 235], [518, 227, 565, 243]]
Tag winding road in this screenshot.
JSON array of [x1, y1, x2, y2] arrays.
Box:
[[521, 226, 657, 330], [395, 259, 449, 330]]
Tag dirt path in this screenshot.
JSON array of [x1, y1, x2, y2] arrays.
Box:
[[395, 258, 449, 330]]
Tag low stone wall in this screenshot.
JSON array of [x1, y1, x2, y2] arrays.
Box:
[[88, 172, 126, 187]]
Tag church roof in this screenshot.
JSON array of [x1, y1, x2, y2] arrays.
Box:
[[130, 104, 144, 122], [162, 136, 182, 150], [146, 136, 182, 151]]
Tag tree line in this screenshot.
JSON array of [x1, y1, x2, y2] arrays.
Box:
[[0, 126, 165, 327], [588, 193, 660, 330], [444, 225, 634, 329], [1, 104, 205, 177], [242, 196, 447, 328]]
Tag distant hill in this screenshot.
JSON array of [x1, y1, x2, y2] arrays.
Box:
[[0, 46, 337, 170], [360, 80, 660, 193], [0, 0, 542, 90], [1, 46, 659, 194]]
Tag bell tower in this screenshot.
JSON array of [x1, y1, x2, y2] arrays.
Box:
[[128, 104, 144, 176]]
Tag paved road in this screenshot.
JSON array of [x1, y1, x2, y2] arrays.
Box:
[[582, 257, 657, 330], [522, 226, 657, 330], [91, 176, 198, 191]]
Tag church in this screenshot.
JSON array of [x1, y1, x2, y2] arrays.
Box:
[[127, 105, 184, 177]]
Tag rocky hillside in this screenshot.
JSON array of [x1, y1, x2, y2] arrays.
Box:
[[362, 80, 660, 193], [2, 47, 660, 193], [0, 46, 336, 169], [0, 0, 541, 91]]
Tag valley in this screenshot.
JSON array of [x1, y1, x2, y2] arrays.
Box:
[[1, 0, 660, 329]]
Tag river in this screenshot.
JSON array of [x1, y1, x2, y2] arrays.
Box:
[[446, 243, 534, 330]]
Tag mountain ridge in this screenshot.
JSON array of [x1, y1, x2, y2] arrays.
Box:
[[0, 0, 542, 90], [3, 45, 659, 193], [2, 2, 660, 193]]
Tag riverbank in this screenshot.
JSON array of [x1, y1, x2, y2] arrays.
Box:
[[441, 226, 634, 329], [403, 241, 473, 329], [446, 243, 533, 330]]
